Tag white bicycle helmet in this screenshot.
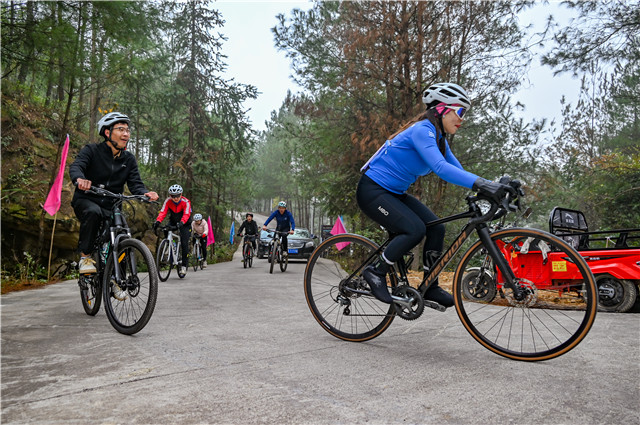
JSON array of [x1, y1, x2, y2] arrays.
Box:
[[168, 184, 183, 195], [277, 201, 287, 208], [193, 213, 203, 221], [422, 83, 471, 109], [97, 112, 131, 138]]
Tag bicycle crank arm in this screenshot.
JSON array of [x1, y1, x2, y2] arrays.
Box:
[[423, 300, 447, 312], [391, 295, 415, 309]]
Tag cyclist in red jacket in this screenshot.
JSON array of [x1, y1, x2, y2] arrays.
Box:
[[153, 184, 192, 274]]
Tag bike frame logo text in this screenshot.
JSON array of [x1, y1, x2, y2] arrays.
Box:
[[378, 206, 389, 216]]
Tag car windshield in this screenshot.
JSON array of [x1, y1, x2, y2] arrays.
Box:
[[291, 229, 311, 239], [260, 230, 274, 239]]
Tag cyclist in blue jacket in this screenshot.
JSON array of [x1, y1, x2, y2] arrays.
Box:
[[263, 201, 295, 257], [357, 82, 515, 307]]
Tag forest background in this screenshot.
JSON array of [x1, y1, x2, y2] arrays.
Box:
[[1, 0, 638, 285]]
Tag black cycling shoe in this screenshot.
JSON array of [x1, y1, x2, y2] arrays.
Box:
[[362, 265, 393, 304], [423, 284, 454, 308]]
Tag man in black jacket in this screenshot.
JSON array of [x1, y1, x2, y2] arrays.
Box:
[[69, 112, 158, 274], [237, 213, 259, 253]]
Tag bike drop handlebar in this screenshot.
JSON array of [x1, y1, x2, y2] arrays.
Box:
[[468, 177, 524, 225]]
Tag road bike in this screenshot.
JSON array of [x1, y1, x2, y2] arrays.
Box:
[[303, 179, 598, 361], [240, 234, 257, 268], [268, 230, 290, 274], [77, 186, 159, 335], [155, 225, 187, 281], [191, 236, 205, 272]]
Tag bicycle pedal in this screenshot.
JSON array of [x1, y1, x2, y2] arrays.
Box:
[[424, 300, 447, 312]]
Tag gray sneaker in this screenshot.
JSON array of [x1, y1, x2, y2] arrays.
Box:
[[79, 257, 97, 274], [180, 266, 187, 274]]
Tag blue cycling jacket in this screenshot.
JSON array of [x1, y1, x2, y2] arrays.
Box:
[[363, 119, 478, 194], [264, 209, 295, 231]]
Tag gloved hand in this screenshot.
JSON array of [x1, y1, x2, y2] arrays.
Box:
[[473, 177, 517, 205], [152, 221, 160, 231], [177, 222, 183, 229]]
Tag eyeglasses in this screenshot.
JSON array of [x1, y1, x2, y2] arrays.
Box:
[[444, 105, 467, 119], [113, 126, 131, 133], [170, 194, 181, 198]]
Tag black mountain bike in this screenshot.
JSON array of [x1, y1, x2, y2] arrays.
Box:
[[304, 179, 598, 361], [240, 234, 257, 268], [77, 186, 159, 335], [268, 230, 290, 274]]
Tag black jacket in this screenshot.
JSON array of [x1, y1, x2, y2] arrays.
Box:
[[238, 219, 259, 236], [69, 142, 148, 208]]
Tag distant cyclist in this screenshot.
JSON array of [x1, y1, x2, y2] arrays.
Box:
[[263, 202, 295, 257], [153, 184, 192, 274], [70, 111, 158, 274], [191, 213, 208, 267], [237, 213, 259, 254], [357, 82, 515, 306]]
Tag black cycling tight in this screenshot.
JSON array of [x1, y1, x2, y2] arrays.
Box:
[[356, 174, 445, 265]]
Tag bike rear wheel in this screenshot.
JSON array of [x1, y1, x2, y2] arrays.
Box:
[[453, 227, 598, 361], [79, 272, 102, 316], [103, 238, 159, 335], [156, 239, 172, 281], [304, 234, 397, 342]]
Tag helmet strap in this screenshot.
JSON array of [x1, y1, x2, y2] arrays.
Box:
[[106, 126, 126, 152]]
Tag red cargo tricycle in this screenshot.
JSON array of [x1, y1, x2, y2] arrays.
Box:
[[463, 207, 640, 312]]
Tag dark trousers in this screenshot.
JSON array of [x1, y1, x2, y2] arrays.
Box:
[[356, 174, 445, 265], [276, 226, 290, 251], [72, 198, 110, 255]]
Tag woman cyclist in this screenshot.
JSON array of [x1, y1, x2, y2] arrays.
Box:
[[357, 82, 515, 307], [191, 213, 208, 267], [153, 184, 192, 274]]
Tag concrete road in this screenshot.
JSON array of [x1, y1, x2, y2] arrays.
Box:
[[2, 246, 639, 424]]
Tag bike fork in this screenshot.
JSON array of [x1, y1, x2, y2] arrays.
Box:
[[475, 225, 524, 300]]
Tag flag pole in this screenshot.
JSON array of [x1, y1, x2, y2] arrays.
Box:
[[47, 212, 58, 281]]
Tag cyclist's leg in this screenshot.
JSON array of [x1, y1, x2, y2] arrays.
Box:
[[356, 175, 425, 303], [72, 198, 104, 273], [179, 225, 190, 268], [200, 237, 207, 262], [400, 195, 452, 307]]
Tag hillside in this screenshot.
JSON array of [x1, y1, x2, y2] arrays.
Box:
[[1, 87, 156, 281]]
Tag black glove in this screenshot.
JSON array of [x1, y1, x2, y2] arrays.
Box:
[[473, 177, 516, 204], [177, 222, 183, 229], [152, 221, 160, 231]]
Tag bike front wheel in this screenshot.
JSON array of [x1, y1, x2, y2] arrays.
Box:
[[304, 234, 397, 342], [243, 244, 250, 269], [192, 243, 200, 272], [103, 238, 159, 335], [156, 239, 172, 281], [247, 245, 253, 268], [453, 227, 598, 361], [269, 243, 277, 274], [280, 246, 288, 272]]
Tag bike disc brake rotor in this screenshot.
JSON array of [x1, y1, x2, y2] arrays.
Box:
[[392, 285, 424, 320], [503, 279, 538, 307]]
